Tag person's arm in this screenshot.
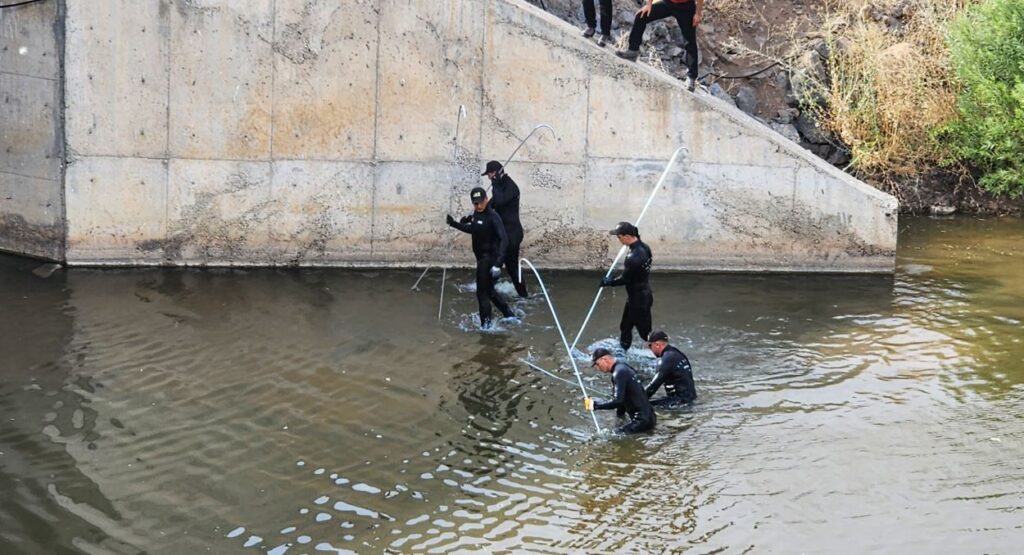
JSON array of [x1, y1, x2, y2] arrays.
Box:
[[491, 211, 509, 268], [645, 366, 668, 398], [694, 0, 704, 27], [447, 214, 472, 233], [638, 0, 654, 18], [594, 369, 627, 410], [602, 247, 645, 287]]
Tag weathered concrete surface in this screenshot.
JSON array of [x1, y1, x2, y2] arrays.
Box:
[[0, 0, 64, 260], [58, 0, 897, 272]]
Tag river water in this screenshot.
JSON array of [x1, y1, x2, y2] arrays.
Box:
[[1, 216, 1022, 554]]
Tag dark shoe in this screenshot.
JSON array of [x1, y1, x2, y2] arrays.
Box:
[[686, 77, 696, 92], [583, 27, 595, 38], [615, 49, 639, 61], [480, 318, 492, 330], [598, 34, 610, 47]]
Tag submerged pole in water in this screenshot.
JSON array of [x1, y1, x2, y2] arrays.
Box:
[[568, 146, 688, 352], [438, 105, 468, 318], [519, 258, 602, 433]]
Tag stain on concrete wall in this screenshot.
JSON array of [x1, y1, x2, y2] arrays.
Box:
[[59, 0, 897, 272], [0, 0, 64, 260]]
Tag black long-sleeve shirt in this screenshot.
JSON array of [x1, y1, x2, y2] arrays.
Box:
[[448, 206, 508, 266], [594, 361, 655, 424], [646, 345, 696, 403], [606, 240, 653, 297], [489, 174, 523, 237]]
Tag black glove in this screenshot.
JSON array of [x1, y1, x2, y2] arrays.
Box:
[[600, 276, 614, 287], [446, 214, 456, 226], [460, 215, 471, 224]]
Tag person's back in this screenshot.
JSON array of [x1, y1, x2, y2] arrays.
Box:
[[647, 344, 696, 405], [598, 361, 655, 433], [489, 174, 522, 235], [621, 239, 653, 296]]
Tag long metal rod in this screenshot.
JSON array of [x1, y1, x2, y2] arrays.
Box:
[[410, 267, 430, 291], [568, 147, 688, 352], [503, 124, 556, 170], [518, 258, 601, 433], [437, 105, 468, 316], [519, 358, 577, 386]]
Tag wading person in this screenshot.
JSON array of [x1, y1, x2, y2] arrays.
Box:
[[645, 330, 697, 406], [616, 0, 703, 92], [446, 187, 513, 329], [599, 222, 653, 351], [483, 161, 528, 298], [581, 0, 613, 47], [584, 348, 656, 433]]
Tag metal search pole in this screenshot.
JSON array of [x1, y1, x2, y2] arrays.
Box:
[[519, 258, 601, 433], [568, 146, 688, 352], [438, 105, 468, 318]]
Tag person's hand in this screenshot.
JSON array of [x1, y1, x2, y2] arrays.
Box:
[[446, 214, 456, 226], [460, 215, 471, 224], [693, 11, 702, 27], [600, 276, 614, 287], [637, 1, 653, 18], [490, 266, 501, 278], [584, 397, 594, 411]]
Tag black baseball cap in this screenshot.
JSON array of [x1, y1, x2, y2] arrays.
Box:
[[609, 221, 639, 237], [647, 330, 668, 343], [470, 187, 487, 202], [481, 161, 503, 175], [590, 347, 613, 365]]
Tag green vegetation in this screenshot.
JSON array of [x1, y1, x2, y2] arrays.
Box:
[[943, 0, 1024, 198]]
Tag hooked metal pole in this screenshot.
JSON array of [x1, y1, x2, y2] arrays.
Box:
[[502, 124, 556, 170], [568, 146, 688, 352], [519, 258, 601, 433], [438, 105, 468, 318]]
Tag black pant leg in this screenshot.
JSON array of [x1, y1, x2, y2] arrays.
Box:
[[583, 0, 596, 28], [599, 0, 612, 35], [673, 4, 699, 79], [504, 235, 527, 298], [619, 301, 634, 351], [618, 416, 655, 434], [635, 292, 653, 343], [628, 1, 674, 50], [475, 260, 493, 326]]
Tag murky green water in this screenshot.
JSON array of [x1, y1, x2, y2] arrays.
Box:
[[1, 216, 1022, 554]]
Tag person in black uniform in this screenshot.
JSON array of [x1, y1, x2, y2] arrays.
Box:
[[584, 347, 656, 433], [645, 330, 697, 406], [599, 222, 654, 351], [446, 187, 514, 329], [482, 161, 528, 298]]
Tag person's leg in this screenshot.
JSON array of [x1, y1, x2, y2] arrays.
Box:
[[599, 0, 613, 36], [617, 417, 654, 434], [673, 4, 699, 80], [636, 293, 653, 343], [619, 302, 634, 351], [583, 0, 597, 35], [504, 235, 527, 298], [484, 258, 513, 318], [476, 260, 493, 327], [628, 1, 675, 51]]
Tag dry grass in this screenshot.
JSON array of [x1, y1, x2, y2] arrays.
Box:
[[808, 0, 974, 179]]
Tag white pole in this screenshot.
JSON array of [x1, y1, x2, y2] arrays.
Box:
[[568, 146, 688, 352], [518, 258, 601, 433], [435, 105, 468, 312]]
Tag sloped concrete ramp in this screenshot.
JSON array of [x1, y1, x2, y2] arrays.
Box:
[[58, 0, 897, 272]]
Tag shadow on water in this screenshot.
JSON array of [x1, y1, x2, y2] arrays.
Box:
[[1, 216, 1023, 552]]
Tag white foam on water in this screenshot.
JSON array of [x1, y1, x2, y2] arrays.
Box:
[[352, 483, 381, 494], [314, 495, 329, 505], [226, 527, 246, 538], [316, 512, 332, 522], [298, 535, 312, 544], [243, 535, 262, 548], [280, 526, 296, 534], [268, 545, 288, 555]]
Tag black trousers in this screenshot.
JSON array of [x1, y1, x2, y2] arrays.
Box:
[[476, 258, 512, 326], [650, 395, 691, 408], [503, 229, 528, 298], [618, 414, 656, 434], [583, 0, 613, 36], [619, 290, 653, 351], [628, 1, 699, 79]]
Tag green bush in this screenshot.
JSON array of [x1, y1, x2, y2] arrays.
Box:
[[944, 0, 1024, 198]]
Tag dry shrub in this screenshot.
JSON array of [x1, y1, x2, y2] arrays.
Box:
[[810, 0, 971, 179]]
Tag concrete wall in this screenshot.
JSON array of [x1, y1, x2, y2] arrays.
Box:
[[0, 0, 64, 261], [57, 0, 897, 272]]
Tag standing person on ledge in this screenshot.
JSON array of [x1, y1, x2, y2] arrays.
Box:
[[581, 0, 613, 47], [616, 0, 703, 92], [446, 187, 513, 329], [585, 348, 656, 434], [483, 161, 528, 299], [599, 222, 654, 352], [645, 330, 697, 407]]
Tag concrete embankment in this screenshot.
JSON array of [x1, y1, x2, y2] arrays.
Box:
[[1, 0, 897, 272]]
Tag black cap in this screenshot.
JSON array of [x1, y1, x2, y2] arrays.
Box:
[[609, 221, 639, 237], [470, 187, 487, 203], [647, 330, 668, 343], [482, 161, 503, 175], [590, 347, 613, 365]]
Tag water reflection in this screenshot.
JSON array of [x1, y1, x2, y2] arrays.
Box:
[[0, 216, 1022, 553]]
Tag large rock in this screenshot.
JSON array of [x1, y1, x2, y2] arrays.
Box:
[[708, 83, 736, 107], [796, 113, 830, 144], [770, 122, 801, 143], [735, 85, 759, 115], [790, 50, 828, 106]]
